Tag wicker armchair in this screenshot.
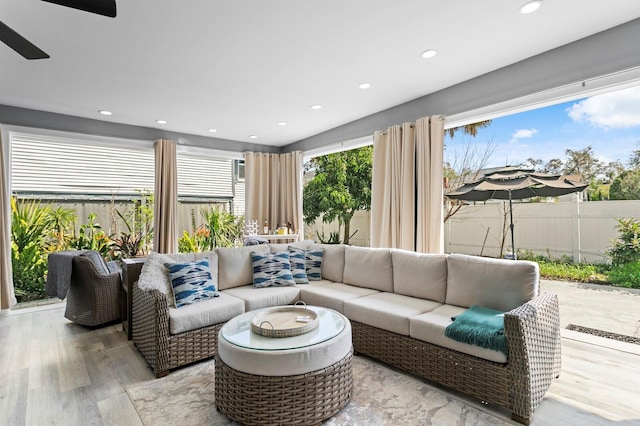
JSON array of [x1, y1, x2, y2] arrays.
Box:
[[64, 253, 122, 326]]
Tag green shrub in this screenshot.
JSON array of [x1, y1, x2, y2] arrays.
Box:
[[606, 218, 640, 266], [607, 262, 640, 288], [516, 248, 607, 283]]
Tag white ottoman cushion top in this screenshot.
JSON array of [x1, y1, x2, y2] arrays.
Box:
[[218, 319, 352, 376]]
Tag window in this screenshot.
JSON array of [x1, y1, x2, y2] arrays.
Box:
[[234, 159, 245, 182]]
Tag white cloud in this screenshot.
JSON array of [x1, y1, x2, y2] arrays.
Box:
[[511, 128, 538, 139], [509, 128, 538, 143], [567, 85, 640, 129]]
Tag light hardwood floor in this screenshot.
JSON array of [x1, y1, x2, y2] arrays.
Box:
[[1, 302, 639, 425]]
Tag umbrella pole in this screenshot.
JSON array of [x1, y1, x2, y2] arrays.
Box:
[[509, 189, 516, 259]]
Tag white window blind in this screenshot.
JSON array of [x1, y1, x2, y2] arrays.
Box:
[[177, 153, 233, 198], [11, 132, 154, 197]]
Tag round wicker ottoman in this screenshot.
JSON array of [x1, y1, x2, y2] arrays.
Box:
[[215, 306, 353, 426]]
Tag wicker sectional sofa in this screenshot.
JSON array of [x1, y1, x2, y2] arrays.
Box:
[[125, 241, 561, 424]]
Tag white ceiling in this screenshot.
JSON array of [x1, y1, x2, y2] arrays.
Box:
[[1, 1, 640, 147]]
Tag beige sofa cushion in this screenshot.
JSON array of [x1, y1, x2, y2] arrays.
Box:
[[392, 250, 447, 302], [445, 254, 539, 312], [344, 292, 441, 335], [269, 239, 314, 253], [409, 304, 507, 363], [343, 246, 393, 292], [311, 244, 346, 282], [222, 285, 301, 311], [168, 292, 245, 334], [216, 245, 270, 290], [298, 281, 378, 314]]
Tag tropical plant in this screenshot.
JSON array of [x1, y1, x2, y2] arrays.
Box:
[[178, 208, 244, 252], [10, 197, 53, 301], [606, 218, 640, 266], [11, 197, 53, 253], [110, 209, 145, 259], [303, 146, 372, 244], [46, 206, 77, 251], [69, 213, 112, 258]]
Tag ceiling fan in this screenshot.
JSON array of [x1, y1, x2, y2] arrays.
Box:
[[0, 0, 116, 60]]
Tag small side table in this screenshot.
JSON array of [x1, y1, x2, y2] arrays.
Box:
[[121, 258, 146, 340]]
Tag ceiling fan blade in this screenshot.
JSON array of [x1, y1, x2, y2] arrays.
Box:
[[41, 0, 117, 18], [0, 21, 49, 60]]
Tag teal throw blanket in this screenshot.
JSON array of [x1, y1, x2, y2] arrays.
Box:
[[444, 305, 508, 355]]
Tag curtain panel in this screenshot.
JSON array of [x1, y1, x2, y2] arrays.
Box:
[[0, 129, 17, 308], [370, 115, 445, 253], [153, 139, 178, 253], [244, 152, 303, 239]]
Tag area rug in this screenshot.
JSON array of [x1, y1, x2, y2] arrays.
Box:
[[126, 355, 511, 425]]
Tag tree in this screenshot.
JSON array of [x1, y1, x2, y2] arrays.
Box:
[[522, 157, 543, 170], [602, 160, 625, 183], [446, 120, 492, 139], [610, 169, 640, 200], [629, 141, 640, 169], [543, 158, 564, 174], [443, 137, 496, 222], [303, 147, 372, 244], [563, 146, 603, 183]]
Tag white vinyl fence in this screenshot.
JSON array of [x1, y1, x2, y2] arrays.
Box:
[[446, 199, 640, 263], [309, 199, 640, 263]]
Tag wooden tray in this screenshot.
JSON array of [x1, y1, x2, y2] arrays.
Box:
[[251, 306, 319, 338]]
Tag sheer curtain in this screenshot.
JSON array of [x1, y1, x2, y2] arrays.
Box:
[[370, 115, 445, 253], [244, 151, 303, 238], [0, 129, 17, 308], [153, 139, 178, 253]]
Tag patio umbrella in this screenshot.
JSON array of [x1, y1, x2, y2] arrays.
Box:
[[445, 166, 588, 259]]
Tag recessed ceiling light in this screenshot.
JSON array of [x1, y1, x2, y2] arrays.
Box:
[[520, 0, 542, 14], [156, 119, 168, 124], [99, 110, 112, 116], [208, 128, 217, 133], [358, 82, 371, 89], [249, 135, 258, 139], [311, 104, 323, 110], [421, 49, 437, 59], [277, 121, 287, 126]]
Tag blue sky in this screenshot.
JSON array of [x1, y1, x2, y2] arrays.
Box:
[[444, 85, 640, 169]]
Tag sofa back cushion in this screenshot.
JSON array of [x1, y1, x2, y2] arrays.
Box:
[[392, 250, 447, 302], [343, 246, 393, 292], [216, 245, 270, 290], [269, 239, 313, 253], [312, 244, 346, 282], [445, 254, 539, 312]]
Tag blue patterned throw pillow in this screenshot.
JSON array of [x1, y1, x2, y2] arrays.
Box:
[[287, 249, 309, 284], [289, 246, 324, 281], [164, 259, 217, 308], [251, 251, 296, 288]]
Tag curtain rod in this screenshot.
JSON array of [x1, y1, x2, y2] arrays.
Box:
[[377, 115, 446, 135]]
